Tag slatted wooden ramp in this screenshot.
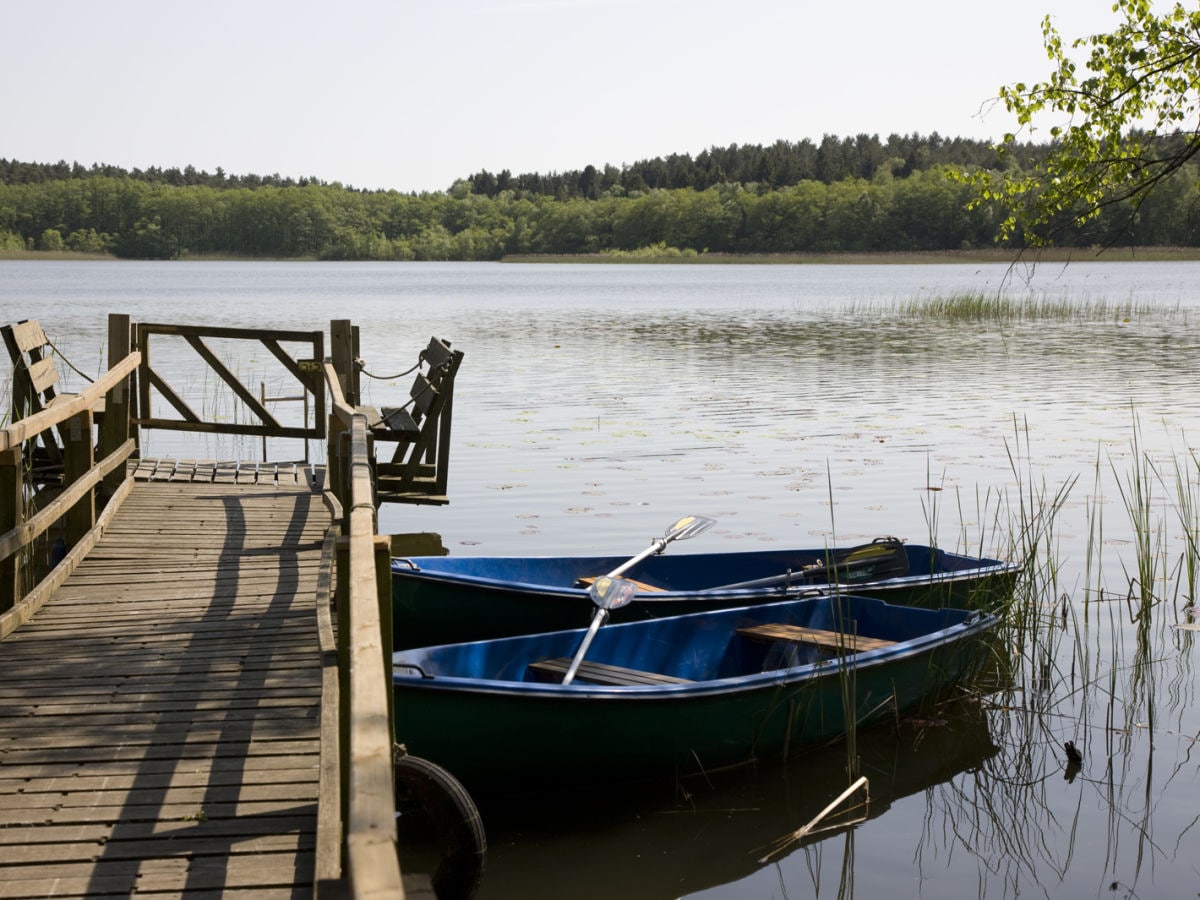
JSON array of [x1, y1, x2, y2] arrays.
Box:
[[0, 470, 332, 898]]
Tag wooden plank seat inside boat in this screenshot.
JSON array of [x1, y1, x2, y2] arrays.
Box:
[[737, 623, 897, 653], [528, 657, 693, 686], [573, 575, 666, 593]]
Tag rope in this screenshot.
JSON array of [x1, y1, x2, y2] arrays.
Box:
[[357, 356, 452, 414], [358, 358, 420, 381], [46, 339, 95, 384]]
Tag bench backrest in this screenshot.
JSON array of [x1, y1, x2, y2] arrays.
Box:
[[3, 319, 62, 415], [418, 336, 460, 415], [374, 336, 464, 504], [2, 319, 68, 474]]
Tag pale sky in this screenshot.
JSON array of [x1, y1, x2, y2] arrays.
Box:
[[6, 0, 1122, 194]]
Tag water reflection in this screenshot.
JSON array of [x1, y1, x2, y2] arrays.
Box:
[[456, 704, 997, 900]]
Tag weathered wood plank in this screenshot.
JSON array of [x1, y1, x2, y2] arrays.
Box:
[[736, 622, 898, 652], [0, 753, 322, 782], [528, 657, 693, 686], [4, 781, 319, 809], [0, 851, 317, 894]]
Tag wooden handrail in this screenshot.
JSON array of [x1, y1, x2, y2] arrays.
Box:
[[0, 438, 135, 560], [2, 324, 139, 619], [0, 350, 140, 452], [319, 358, 405, 897], [0, 472, 135, 641], [324, 359, 356, 423]]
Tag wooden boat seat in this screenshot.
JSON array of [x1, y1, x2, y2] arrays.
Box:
[[737, 623, 897, 653], [573, 575, 666, 593], [528, 657, 692, 686]]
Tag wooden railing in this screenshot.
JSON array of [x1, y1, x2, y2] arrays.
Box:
[[135, 321, 326, 441], [317, 349, 404, 897], [0, 314, 139, 637]]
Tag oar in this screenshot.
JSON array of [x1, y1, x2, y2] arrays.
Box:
[[562, 515, 716, 685], [560, 576, 638, 685], [607, 514, 717, 578]]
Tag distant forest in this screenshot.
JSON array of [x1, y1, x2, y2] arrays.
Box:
[[4, 133, 1200, 260]]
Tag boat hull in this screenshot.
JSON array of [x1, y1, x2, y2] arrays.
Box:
[[391, 542, 1018, 649], [391, 593, 997, 791]]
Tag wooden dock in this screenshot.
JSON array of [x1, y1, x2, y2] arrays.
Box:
[[0, 315, 466, 897], [0, 464, 332, 898]]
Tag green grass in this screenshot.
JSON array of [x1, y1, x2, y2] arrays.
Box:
[[888, 293, 1185, 322]]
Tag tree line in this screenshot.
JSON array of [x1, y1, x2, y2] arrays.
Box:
[[462, 132, 1049, 200], [3, 133, 1198, 260], [0, 158, 332, 191]]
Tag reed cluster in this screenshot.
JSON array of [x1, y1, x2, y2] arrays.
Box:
[[875, 292, 1187, 323]]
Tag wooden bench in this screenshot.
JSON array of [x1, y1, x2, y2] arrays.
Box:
[[737, 623, 897, 653], [2, 319, 105, 486], [365, 336, 464, 505], [528, 657, 692, 686]]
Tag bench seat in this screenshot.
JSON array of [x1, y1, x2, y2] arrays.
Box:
[[528, 657, 692, 686], [736, 623, 897, 653], [573, 575, 665, 593]]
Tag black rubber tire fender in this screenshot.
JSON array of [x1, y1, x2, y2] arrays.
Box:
[[394, 749, 487, 900]]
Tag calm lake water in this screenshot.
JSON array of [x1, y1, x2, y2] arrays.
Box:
[[3, 258, 1199, 898]]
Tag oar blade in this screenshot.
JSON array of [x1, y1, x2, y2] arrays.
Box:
[[587, 575, 639, 611], [665, 515, 717, 543]]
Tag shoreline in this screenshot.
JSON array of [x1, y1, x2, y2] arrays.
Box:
[[501, 246, 1200, 264], [5, 247, 1200, 264]]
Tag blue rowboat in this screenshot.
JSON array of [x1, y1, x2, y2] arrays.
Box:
[[391, 591, 997, 791], [391, 536, 1018, 648]]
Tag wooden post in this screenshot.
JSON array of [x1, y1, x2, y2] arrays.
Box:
[[100, 313, 133, 498], [0, 446, 22, 612], [135, 321, 151, 431], [329, 320, 359, 408], [63, 410, 96, 548], [374, 534, 394, 730], [326, 416, 350, 513]]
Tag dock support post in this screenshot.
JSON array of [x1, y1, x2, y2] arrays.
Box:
[[63, 410, 95, 548], [330, 320, 360, 408], [375, 533, 393, 728], [0, 446, 22, 612], [100, 313, 134, 499]]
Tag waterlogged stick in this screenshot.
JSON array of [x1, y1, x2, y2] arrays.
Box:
[[757, 775, 869, 862]]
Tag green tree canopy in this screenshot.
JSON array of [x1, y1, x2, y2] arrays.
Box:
[[966, 0, 1200, 245]]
